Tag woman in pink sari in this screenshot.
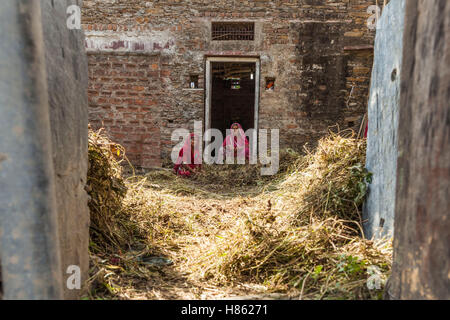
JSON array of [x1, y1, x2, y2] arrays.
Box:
[[173, 133, 202, 177], [221, 123, 250, 162]]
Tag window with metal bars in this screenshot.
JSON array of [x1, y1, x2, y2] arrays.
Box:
[[211, 22, 255, 41]]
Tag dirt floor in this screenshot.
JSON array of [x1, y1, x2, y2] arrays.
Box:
[[87, 173, 295, 299], [85, 130, 392, 300]]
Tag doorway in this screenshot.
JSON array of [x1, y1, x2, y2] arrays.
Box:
[[205, 57, 260, 143]]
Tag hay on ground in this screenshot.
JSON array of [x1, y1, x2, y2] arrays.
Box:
[[86, 128, 391, 300]]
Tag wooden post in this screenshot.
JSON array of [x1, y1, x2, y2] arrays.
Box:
[[387, 0, 450, 300]]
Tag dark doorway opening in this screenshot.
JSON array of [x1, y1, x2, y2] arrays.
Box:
[[210, 62, 256, 137]]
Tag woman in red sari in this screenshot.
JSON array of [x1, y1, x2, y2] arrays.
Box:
[[173, 133, 202, 177], [220, 123, 250, 162]]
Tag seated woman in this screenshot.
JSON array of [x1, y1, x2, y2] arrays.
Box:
[[220, 123, 250, 162], [174, 133, 202, 177]]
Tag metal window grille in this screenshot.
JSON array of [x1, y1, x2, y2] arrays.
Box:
[[212, 22, 255, 41]]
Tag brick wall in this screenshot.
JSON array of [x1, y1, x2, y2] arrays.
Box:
[[82, 0, 377, 168], [88, 53, 162, 168]]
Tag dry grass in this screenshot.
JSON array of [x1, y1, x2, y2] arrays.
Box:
[[87, 128, 129, 254], [85, 128, 392, 300]]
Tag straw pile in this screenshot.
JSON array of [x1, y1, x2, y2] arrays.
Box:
[[87, 128, 137, 254], [86, 129, 392, 300], [183, 133, 390, 299], [192, 149, 301, 189]]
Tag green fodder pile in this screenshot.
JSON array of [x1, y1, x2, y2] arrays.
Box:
[[87, 128, 148, 254], [183, 133, 391, 299], [86, 129, 181, 298], [191, 148, 301, 189], [86, 128, 392, 300]]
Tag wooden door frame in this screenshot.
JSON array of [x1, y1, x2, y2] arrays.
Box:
[[204, 56, 260, 147]]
